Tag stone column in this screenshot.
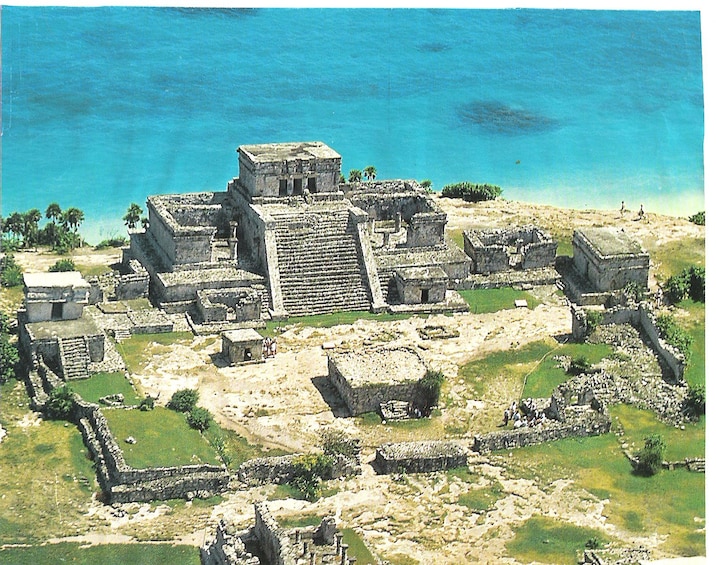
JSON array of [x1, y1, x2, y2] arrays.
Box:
[[309, 551, 316, 565], [335, 532, 344, 555], [229, 221, 238, 261], [340, 544, 349, 565], [394, 211, 402, 232]]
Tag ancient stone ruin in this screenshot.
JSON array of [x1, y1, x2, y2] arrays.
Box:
[[374, 440, 468, 474], [125, 141, 471, 323], [222, 328, 265, 365], [463, 225, 557, 274], [201, 502, 363, 565], [563, 227, 650, 305], [327, 346, 429, 416]]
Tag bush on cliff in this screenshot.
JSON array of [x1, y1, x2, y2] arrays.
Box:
[[440, 182, 502, 202], [45, 385, 76, 421], [167, 388, 199, 412], [688, 210, 705, 225]]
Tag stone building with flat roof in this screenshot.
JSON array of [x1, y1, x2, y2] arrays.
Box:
[[23, 271, 91, 323], [222, 329, 265, 365], [327, 346, 429, 416], [572, 227, 649, 292]]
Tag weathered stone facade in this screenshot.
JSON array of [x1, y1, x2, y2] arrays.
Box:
[[394, 266, 448, 304], [23, 271, 91, 323], [463, 226, 556, 275], [327, 347, 428, 416], [374, 440, 468, 474], [222, 329, 265, 365], [572, 227, 649, 292]]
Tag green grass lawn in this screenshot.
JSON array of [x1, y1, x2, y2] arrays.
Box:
[[114, 332, 194, 374], [646, 237, 704, 283], [75, 263, 113, 277], [506, 516, 606, 565], [522, 342, 613, 398], [70, 372, 143, 405], [342, 528, 377, 565], [458, 288, 540, 314], [676, 299, 705, 389], [262, 310, 419, 335], [204, 422, 288, 469], [457, 482, 504, 513], [505, 429, 704, 557], [0, 379, 97, 543], [103, 407, 219, 468], [0, 542, 200, 565]]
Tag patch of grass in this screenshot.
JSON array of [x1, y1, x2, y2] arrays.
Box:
[[342, 528, 376, 565], [506, 516, 607, 565], [505, 430, 704, 556], [126, 297, 153, 311], [457, 483, 504, 513], [268, 483, 306, 501], [447, 229, 465, 249], [75, 263, 113, 277], [70, 372, 142, 405], [610, 404, 704, 460], [522, 342, 612, 398], [115, 332, 194, 374], [555, 235, 573, 257], [0, 542, 200, 564], [382, 554, 420, 565], [676, 300, 705, 389], [0, 284, 25, 313], [646, 237, 704, 283], [357, 412, 383, 425], [458, 287, 540, 314], [262, 311, 419, 335], [278, 514, 323, 529], [103, 407, 218, 468], [204, 423, 288, 469], [0, 381, 96, 543]]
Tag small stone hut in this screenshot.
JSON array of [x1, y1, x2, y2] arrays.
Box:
[[572, 227, 649, 292], [222, 329, 264, 365], [463, 225, 557, 274], [394, 266, 448, 304], [23, 271, 91, 323], [327, 346, 428, 415]]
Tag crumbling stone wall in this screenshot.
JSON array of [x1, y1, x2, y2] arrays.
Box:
[[571, 302, 686, 380], [254, 502, 297, 565], [473, 408, 611, 454], [463, 226, 556, 274], [374, 440, 468, 474], [115, 259, 150, 300], [201, 520, 259, 565], [197, 288, 262, 324]]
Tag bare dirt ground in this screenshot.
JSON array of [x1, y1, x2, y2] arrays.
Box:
[[8, 199, 705, 563]]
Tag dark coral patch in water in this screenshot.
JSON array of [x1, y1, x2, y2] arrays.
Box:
[[458, 100, 560, 135], [418, 42, 451, 53]]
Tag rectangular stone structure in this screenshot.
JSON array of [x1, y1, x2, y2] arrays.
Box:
[[327, 347, 428, 415], [23, 271, 90, 323], [222, 329, 264, 365], [463, 225, 557, 275], [236, 141, 342, 198], [394, 266, 448, 305], [572, 227, 649, 292], [374, 440, 468, 474]]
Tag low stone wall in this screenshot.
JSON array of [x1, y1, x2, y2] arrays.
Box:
[[254, 502, 296, 565], [237, 455, 299, 486], [374, 440, 468, 475], [473, 409, 611, 454], [72, 398, 230, 503], [115, 259, 150, 300]]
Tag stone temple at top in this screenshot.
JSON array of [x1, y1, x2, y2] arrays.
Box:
[[126, 141, 471, 323]]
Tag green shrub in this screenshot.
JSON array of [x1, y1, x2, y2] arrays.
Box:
[[664, 265, 705, 303], [634, 434, 666, 476], [186, 406, 213, 431], [167, 388, 199, 412], [440, 182, 502, 202], [568, 355, 591, 375], [584, 310, 603, 338], [320, 428, 356, 459], [415, 369, 445, 415], [654, 314, 693, 360], [622, 281, 646, 303], [419, 179, 433, 190], [290, 453, 333, 500], [683, 384, 705, 419], [1, 254, 23, 287], [688, 210, 705, 225], [95, 236, 128, 250], [48, 258, 76, 272], [138, 396, 155, 411], [45, 385, 76, 421], [585, 537, 601, 549]]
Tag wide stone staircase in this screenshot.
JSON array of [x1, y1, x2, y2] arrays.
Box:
[[58, 336, 91, 380], [271, 207, 372, 316]]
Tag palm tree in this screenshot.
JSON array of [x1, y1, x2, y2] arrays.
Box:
[[363, 165, 377, 181], [45, 202, 62, 224], [348, 169, 363, 183], [123, 203, 143, 229], [62, 207, 84, 233], [22, 209, 42, 249], [3, 212, 24, 242]]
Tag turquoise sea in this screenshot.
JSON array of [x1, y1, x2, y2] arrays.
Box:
[[1, 7, 704, 243]]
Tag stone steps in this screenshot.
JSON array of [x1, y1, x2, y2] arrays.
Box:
[[59, 336, 90, 380]]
